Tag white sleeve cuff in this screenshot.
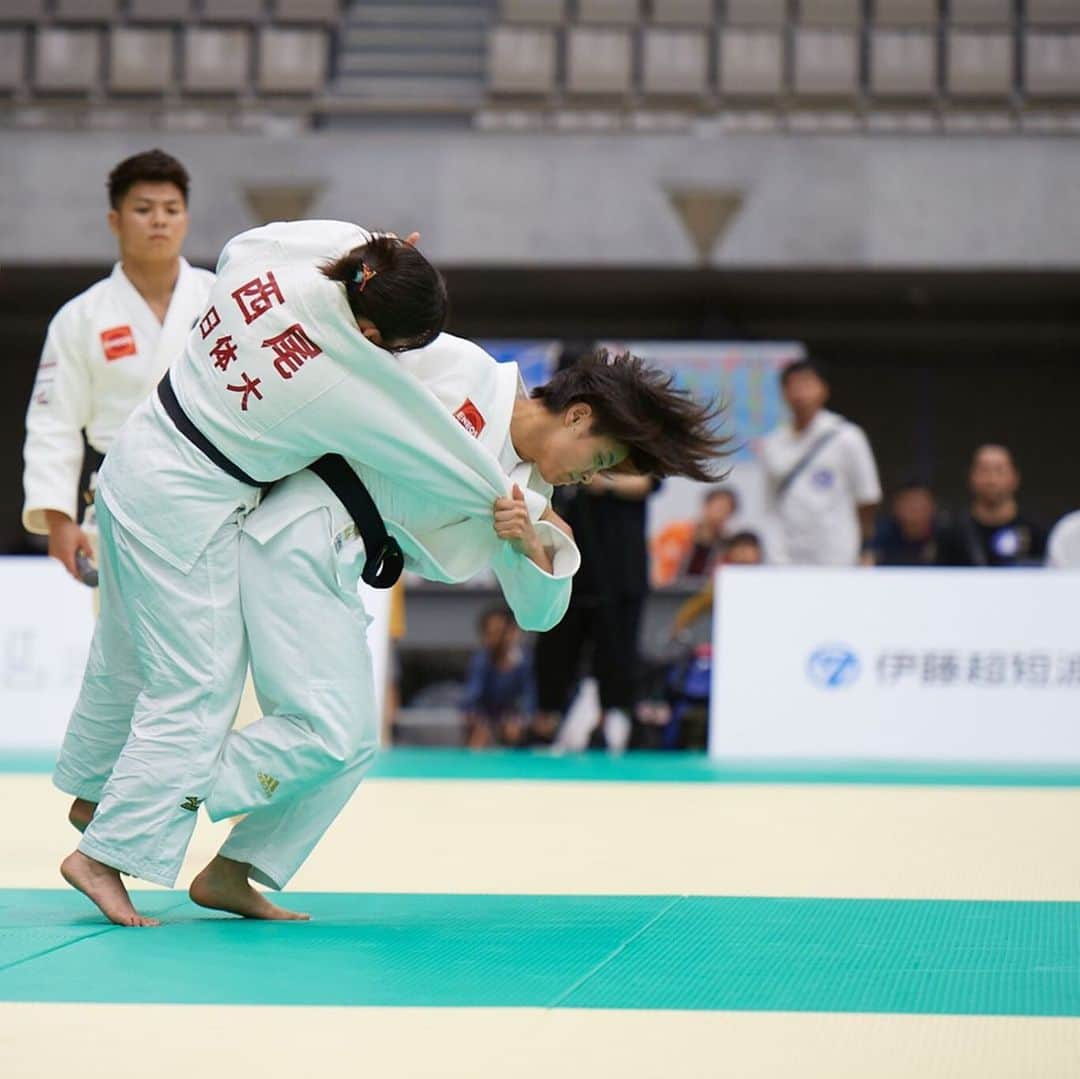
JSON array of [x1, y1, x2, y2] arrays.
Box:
[[532, 519, 581, 579]]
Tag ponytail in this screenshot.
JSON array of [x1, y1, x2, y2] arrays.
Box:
[[321, 235, 448, 350]]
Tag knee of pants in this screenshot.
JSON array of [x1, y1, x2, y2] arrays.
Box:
[[305, 684, 378, 766], [320, 722, 377, 768]]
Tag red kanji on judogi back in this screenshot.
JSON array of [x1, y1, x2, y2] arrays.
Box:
[[263, 323, 322, 380], [226, 372, 264, 412], [209, 335, 238, 372], [199, 306, 221, 339], [231, 271, 285, 325]]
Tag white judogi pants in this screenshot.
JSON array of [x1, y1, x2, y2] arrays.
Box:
[[207, 509, 379, 890], [55, 503, 378, 891], [54, 495, 250, 886]]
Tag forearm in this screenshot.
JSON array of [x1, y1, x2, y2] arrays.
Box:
[[590, 473, 653, 500], [521, 537, 554, 575], [23, 431, 85, 535], [857, 503, 879, 544], [673, 585, 713, 635]]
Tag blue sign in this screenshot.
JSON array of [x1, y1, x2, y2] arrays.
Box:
[[807, 644, 861, 689]]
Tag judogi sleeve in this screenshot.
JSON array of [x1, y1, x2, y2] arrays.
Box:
[[22, 308, 92, 535], [489, 518, 580, 632], [844, 424, 882, 506]]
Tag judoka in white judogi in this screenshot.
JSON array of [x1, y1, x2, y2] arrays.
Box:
[[22, 259, 214, 536], [54, 222, 551, 909], [204, 334, 579, 890]]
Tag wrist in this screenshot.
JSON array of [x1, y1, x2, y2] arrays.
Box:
[[44, 510, 73, 531], [521, 534, 545, 559]]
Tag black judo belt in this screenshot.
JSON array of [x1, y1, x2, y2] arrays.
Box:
[[157, 372, 403, 590]]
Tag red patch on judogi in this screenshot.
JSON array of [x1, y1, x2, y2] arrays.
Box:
[[100, 325, 137, 362], [453, 399, 485, 438]]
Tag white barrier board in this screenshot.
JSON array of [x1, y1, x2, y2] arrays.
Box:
[[710, 567, 1080, 763], [0, 556, 391, 752], [0, 557, 96, 750]]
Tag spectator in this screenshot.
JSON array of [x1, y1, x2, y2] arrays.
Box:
[[650, 487, 737, 586], [670, 531, 764, 639], [871, 482, 944, 566], [461, 607, 536, 749], [937, 445, 1046, 567], [535, 470, 660, 752], [759, 360, 881, 566], [1047, 511, 1080, 568]]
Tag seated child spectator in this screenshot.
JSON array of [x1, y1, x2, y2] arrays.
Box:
[[871, 482, 944, 566], [462, 607, 537, 749]]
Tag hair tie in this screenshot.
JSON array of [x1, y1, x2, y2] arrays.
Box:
[[353, 263, 377, 292]]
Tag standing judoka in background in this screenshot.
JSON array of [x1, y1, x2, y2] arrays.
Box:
[[22, 150, 213, 578], [54, 219, 535, 927], [189, 344, 728, 920]]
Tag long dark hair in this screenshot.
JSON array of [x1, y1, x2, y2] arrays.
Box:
[[533, 350, 731, 481], [321, 235, 448, 350]]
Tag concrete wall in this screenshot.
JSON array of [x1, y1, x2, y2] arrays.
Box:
[[2, 129, 1078, 268]]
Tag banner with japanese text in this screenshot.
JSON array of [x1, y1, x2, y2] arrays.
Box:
[[710, 566, 1080, 763]]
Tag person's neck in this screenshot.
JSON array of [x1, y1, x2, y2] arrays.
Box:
[[508, 398, 546, 463], [696, 521, 724, 544], [972, 498, 1017, 527], [791, 407, 821, 434], [901, 524, 932, 543], [120, 256, 181, 310]]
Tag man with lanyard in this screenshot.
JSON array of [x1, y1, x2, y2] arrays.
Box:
[[23, 150, 214, 579], [759, 359, 881, 566]]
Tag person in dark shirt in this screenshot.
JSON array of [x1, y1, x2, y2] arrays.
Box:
[[534, 470, 660, 751], [872, 482, 944, 566], [937, 444, 1046, 567], [462, 607, 537, 749]]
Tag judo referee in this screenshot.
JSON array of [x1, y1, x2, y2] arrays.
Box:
[[23, 149, 214, 579], [54, 219, 488, 926]]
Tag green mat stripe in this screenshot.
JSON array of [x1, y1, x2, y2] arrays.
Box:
[[6, 747, 1080, 787], [2, 891, 1078, 1016]]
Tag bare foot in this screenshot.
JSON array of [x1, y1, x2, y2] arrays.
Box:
[[68, 798, 96, 833], [189, 856, 310, 921], [60, 850, 160, 927]]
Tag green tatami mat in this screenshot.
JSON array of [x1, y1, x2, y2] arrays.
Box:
[[0, 891, 192, 974], [8, 747, 1080, 786], [2, 891, 1079, 1015]]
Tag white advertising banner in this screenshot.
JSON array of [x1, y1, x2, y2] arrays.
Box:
[[0, 556, 391, 752], [710, 567, 1080, 763], [0, 557, 95, 750]]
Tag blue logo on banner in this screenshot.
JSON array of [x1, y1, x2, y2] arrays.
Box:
[[807, 644, 861, 689]]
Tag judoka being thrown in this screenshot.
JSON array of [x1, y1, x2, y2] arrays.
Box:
[[187, 341, 728, 921]]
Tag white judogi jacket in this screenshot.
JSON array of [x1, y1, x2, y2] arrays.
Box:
[[759, 409, 881, 566], [245, 335, 580, 632], [96, 221, 571, 599], [22, 259, 214, 534]]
